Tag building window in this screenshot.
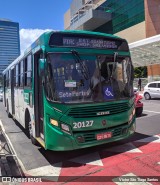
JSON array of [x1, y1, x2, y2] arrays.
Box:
[[0, 20, 20, 76]]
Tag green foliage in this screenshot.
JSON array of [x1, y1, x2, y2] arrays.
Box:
[[134, 66, 147, 78]]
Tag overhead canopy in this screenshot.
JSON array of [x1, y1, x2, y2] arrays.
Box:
[[129, 34, 160, 67]]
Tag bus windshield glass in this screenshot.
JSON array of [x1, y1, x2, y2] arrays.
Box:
[[45, 53, 134, 103]]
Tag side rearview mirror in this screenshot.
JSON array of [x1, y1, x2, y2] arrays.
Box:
[[131, 64, 134, 81], [39, 59, 46, 75]]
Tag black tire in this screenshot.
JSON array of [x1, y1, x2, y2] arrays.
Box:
[[144, 92, 151, 100], [6, 100, 12, 118], [136, 107, 143, 117], [25, 111, 39, 146]]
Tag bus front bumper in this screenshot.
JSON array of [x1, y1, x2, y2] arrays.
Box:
[[45, 119, 136, 151]]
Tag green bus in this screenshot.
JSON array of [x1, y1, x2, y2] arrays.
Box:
[[3, 30, 135, 151]]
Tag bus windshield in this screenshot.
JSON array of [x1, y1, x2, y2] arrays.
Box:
[[45, 53, 134, 104]]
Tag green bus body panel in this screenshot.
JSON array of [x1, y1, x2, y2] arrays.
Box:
[[43, 96, 135, 150], [45, 123, 135, 151], [45, 117, 135, 151]]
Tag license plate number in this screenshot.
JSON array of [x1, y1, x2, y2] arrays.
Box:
[[96, 132, 112, 140]]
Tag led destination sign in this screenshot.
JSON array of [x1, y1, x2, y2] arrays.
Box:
[[49, 33, 129, 51], [63, 37, 118, 49]]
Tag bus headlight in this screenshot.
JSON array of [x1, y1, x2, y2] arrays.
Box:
[[129, 108, 135, 125], [61, 123, 71, 135], [130, 123, 136, 133], [50, 119, 58, 127]]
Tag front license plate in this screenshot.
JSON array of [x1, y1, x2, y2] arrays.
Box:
[[96, 132, 112, 140]]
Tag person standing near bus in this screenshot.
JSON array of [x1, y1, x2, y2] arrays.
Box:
[[138, 78, 142, 91]]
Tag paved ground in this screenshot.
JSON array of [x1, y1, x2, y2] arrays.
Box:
[[0, 120, 24, 185]]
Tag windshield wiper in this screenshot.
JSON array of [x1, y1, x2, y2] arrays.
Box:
[[71, 50, 89, 80]]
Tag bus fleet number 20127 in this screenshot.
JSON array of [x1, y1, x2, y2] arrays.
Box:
[[73, 120, 94, 129]]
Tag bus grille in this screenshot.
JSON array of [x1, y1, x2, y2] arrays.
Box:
[[68, 102, 129, 118], [74, 123, 128, 143]]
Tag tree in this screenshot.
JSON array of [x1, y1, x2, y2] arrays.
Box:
[[134, 66, 147, 78]]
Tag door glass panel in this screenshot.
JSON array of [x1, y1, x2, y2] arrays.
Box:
[[148, 83, 156, 88]]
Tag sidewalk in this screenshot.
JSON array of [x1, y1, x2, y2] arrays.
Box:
[[0, 121, 23, 178]]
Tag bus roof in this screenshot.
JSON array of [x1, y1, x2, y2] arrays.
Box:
[[3, 30, 127, 74]]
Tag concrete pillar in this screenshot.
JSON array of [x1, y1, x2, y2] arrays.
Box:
[[145, 0, 160, 37], [145, 0, 160, 81], [147, 64, 160, 82]]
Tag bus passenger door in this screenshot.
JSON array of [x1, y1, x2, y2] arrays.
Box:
[[38, 59, 44, 139], [34, 52, 45, 141], [11, 69, 15, 115]]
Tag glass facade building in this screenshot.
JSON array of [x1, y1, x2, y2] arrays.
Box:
[[65, 0, 145, 34], [0, 19, 20, 76], [95, 0, 145, 34]]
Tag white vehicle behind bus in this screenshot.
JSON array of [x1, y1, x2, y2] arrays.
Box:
[[144, 81, 160, 100]]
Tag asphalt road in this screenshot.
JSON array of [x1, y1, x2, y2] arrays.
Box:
[[0, 98, 160, 183]]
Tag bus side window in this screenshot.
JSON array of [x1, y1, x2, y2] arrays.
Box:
[[24, 55, 32, 88], [19, 60, 24, 87], [5, 72, 8, 87], [14, 66, 16, 87], [15, 64, 19, 87], [24, 58, 27, 86], [8, 70, 11, 88], [3, 74, 6, 88]]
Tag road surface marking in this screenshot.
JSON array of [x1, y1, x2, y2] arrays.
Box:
[[104, 143, 142, 153], [27, 162, 62, 182], [135, 135, 160, 143], [113, 173, 152, 185], [143, 110, 160, 114], [69, 152, 103, 166]]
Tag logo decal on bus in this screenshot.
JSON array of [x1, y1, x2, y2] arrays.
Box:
[[24, 93, 29, 102], [103, 86, 114, 100], [97, 111, 110, 116]]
